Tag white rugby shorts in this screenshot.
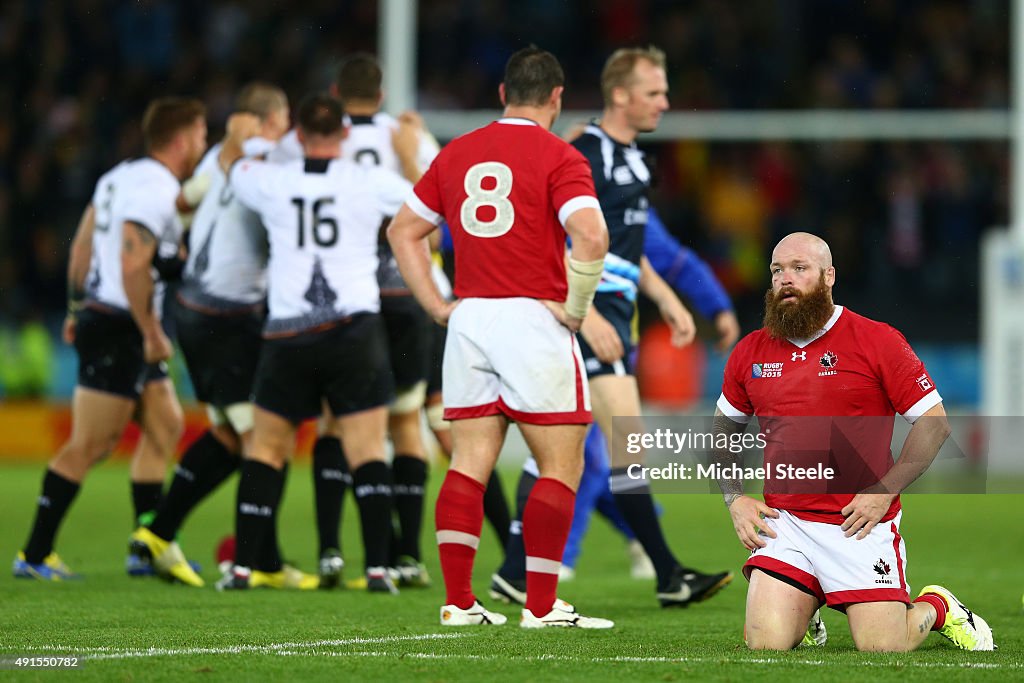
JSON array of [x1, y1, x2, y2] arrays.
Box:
[[744, 509, 910, 611], [442, 298, 591, 425]]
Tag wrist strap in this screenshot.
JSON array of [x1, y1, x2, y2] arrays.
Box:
[[67, 284, 85, 315], [565, 257, 604, 319]]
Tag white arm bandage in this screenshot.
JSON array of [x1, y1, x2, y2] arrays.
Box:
[[181, 172, 212, 208], [565, 257, 604, 319]]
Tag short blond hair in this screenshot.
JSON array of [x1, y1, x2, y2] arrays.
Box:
[[235, 82, 288, 120], [600, 46, 667, 106]]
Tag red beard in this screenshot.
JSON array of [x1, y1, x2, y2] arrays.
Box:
[[763, 273, 834, 340]]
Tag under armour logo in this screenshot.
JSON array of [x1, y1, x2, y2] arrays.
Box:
[[792, 351, 806, 361]]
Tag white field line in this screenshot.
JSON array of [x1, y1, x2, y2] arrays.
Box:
[[9, 633, 468, 660], [6, 634, 1018, 670], [282, 651, 1016, 670]]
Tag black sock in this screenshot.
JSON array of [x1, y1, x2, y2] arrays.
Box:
[[234, 460, 283, 570], [483, 469, 511, 548], [255, 506, 284, 573], [392, 455, 427, 561], [352, 460, 393, 569], [496, 468, 537, 582], [131, 481, 164, 526], [256, 463, 288, 573], [610, 467, 679, 588], [312, 436, 349, 556], [23, 469, 80, 563], [149, 431, 240, 541]]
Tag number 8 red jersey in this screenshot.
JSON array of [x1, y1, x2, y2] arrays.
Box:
[[407, 118, 599, 300]]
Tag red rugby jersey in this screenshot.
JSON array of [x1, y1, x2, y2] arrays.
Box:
[[718, 306, 941, 524], [406, 118, 599, 300]]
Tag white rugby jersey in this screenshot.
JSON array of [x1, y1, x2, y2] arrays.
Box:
[[343, 113, 439, 292], [180, 142, 270, 311], [229, 156, 412, 335], [344, 112, 439, 174], [85, 158, 183, 313], [268, 112, 438, 171]]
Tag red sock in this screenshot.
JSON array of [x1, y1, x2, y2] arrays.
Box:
[[523, 477, 575, 617], [435, 470, 485, 610], [914, 593, 947, 631]]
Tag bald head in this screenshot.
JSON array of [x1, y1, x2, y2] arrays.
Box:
[[769, 231, 836, 301], [764, 232, 836, 338], [772, 232, 833, 271]]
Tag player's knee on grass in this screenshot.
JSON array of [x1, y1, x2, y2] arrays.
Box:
[[745, 569, 819, 650], [847, 602, 915, 652], [744, 623, 806, 651], [850, 634, 912, 653]]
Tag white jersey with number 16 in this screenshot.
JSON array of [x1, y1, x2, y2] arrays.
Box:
[[229, 157, 411, 336]]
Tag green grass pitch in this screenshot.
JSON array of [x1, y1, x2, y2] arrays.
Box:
[[0, 460, 1020, 681]]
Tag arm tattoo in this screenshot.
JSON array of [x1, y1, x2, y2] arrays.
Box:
[[713, 413, 746, 506], [133, 223, 157, 245], [124, 222, 157, 256]]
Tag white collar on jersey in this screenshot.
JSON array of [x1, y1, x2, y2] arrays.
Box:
[[787, 305, 844, 348], [497, 117, 540, 126]]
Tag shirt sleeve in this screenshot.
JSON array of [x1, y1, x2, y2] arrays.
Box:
[[718, 337, 754, 424], [407, 156, 444, 225], [229, 159, 275, 212], [871, 324, 942, 423], [121, 177, 176, 240], [552, 143, 600, 227]]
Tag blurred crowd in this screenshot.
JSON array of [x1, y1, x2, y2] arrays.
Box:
[[0, 0, 1009, 395]]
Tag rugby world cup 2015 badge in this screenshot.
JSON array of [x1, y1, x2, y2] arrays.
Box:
[[753, 362, 783, 378]]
